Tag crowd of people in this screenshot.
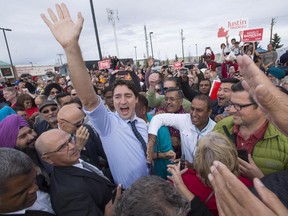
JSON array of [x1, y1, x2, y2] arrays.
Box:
[[1, 3, 288, 216]]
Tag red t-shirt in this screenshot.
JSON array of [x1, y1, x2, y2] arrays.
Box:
[[26, 106, 38, 118]]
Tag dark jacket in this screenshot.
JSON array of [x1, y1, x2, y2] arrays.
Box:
[[250, 170, 288, 208], [50, 166, 115, 216], [210, 99, 225, 121], [34, 120, 53, 136]]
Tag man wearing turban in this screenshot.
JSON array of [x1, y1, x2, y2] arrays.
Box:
[[0, 114, 37, 149]]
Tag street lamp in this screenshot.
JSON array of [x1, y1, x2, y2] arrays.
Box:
[[149, 32, 154, 59], [89, 0, 102, 60], [134, 46, 137, 65], [181, 29, 185, 60], [0, 27, 15, 75], [188, 45, 192, 62], [107, 8, 120, 57], [195, 44, 198, 62], [57, 54, 64, 65]]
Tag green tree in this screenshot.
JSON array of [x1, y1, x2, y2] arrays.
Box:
[[271, 33, 283, 49]]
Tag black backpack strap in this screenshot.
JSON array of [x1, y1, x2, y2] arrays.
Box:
[[223, 125, 237, 145]]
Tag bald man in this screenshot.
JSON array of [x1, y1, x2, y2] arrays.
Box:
[[35, 129, 115, 216], [57, 104, 109, 174]]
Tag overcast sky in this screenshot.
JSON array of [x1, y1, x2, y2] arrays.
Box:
[[0, 0, 287, 66]]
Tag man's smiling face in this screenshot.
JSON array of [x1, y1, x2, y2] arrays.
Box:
[[217, 83, 233, 107]]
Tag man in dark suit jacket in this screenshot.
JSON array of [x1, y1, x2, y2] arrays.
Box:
[[57, 104, 113, 180], [35, 129, 116, 216]]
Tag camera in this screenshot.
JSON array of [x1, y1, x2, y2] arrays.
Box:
[[117, 70, 129, 76], [180, 68, 188, 74]]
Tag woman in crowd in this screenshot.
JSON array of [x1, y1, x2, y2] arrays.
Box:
[[35, 78, 45, 95], [168, 131, 252, 216], [3, 87, 18, 108]]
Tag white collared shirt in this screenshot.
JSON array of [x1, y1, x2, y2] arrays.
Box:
[[4, 191, 54, 215], [148, 113, 216, 163]]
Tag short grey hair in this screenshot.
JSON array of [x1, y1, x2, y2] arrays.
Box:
[[114, 175, 190, 215], [0, 148, 33, 194], [165, 87, 184, 99]]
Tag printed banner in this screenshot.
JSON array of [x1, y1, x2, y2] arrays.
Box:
[[98, 60, 111, 70], [218, 17, 249, 38], [242, 28, 263, 42], [173, 62, 182, 70]]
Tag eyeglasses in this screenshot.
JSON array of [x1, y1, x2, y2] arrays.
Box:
[[41, 106, 58, 114], [62, 118, 84, 128], [227, 101, 256, 111], [50, 90, 60, 95], [43, 136, 73, 156]]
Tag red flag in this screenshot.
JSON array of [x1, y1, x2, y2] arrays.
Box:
[[209, 80, 221, 100], [217, 27, 229, 38]]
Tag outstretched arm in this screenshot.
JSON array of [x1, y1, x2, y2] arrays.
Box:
[[41, 3, 99, 111]]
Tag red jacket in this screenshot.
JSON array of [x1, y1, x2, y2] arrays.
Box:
[[182, 169, 252, 216]]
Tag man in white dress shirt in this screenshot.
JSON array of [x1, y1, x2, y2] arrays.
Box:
[[148, 94, 216, 164]]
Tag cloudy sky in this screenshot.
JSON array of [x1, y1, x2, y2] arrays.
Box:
[[0, 0, 287, 66]]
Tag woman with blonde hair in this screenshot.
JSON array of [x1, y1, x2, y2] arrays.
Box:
[[168, 132, 252, 216]]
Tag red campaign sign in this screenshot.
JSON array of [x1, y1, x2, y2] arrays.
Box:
[[98, 60, 111, 70], [243, 28, 263, 42], [209, 80, 221, 100], [173, 62, 182, 70]]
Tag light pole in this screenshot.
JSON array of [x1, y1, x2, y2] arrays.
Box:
[[107, 8, 120, 57], [57, 54, 64, 65], [195, 43, 198, 62], [149, 32, 154, 59], [181, 29, 185, 60], [0, 27, 15, 75], [134, 46, 137, 65], [188, 45, 191, 62], [89, 0, 102, 60]]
